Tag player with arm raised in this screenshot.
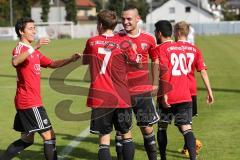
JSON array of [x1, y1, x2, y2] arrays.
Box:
[[153, 20, 196, 160], [1, 17, 80, 160], [174, 21, 214, 156], [115, 5, 160, 160], [82, 10, 140, 160]]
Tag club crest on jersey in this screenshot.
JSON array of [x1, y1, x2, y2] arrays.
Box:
[[141, 43, 148, 50]]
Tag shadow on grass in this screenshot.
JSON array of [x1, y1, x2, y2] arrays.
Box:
[[55, 132, 188, 160], [0, 137, 188, 160]]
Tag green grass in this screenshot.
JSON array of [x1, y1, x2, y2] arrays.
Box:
[[0, 35, 240, 160]]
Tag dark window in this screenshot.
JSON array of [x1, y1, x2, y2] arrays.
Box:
[[169, 7, 175, 14], [186, 6, 191, 13]]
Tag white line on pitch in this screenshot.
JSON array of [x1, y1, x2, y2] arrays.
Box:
[[58, 126, 90, 159]]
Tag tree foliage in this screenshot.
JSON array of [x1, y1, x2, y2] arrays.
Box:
[[221, 1, 240, 21], [0, 0, 38, 26], [106, 0, 149, 22], [63, 0, 77, 23], [92, 0, 103, 12], [41, 0, 50, 22]]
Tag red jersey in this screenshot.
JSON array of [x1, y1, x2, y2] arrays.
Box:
[[83, 34, 139, 108], [153, 40, 192, 104], [177, 40, 207, 95], [12, 42, 52, 109], [119, 30, 157, 95]]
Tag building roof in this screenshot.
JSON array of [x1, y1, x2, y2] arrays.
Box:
[[75, 0, 96, 7], [152, 0, 214, 16]]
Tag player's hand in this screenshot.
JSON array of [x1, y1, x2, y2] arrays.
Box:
[[162, 95, 171, 108], [207, 92, 214, 105], [151, 85, 158, 97], [34, 37, 50, 50], [71, 53, 82, 62]]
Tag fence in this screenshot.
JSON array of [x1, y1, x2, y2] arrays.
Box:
[[1, 21, 240, 40]]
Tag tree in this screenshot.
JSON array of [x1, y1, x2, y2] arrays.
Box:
[[63, 0, 77, 23], [41, 0, 50, 22], [0, 0, 9, 26], [129, 0, 149, 22], [106, 0, 149, 22], [92, 0, 104, 12], [107, 0, 124, 19]]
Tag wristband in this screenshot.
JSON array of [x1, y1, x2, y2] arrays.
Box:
[[28, 47, 34, 55]]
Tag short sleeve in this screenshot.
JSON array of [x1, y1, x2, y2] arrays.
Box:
[[148, 36, 158, 61], [195, 48, 207, 72], [39, 52, 52, 68], [12, 45, 27, 57], [158, 48, 170, 82]]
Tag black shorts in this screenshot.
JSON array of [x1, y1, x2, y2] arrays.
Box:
[[131, 92, 159, 127], [90, 108, 132, 135], [192, 96, 198, 117], [13, 106, 52, 134], [157, 102, 192, 126]]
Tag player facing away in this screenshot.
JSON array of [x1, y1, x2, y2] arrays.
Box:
[[115, 5, 160, 160], [0, 17, 80, 160], [174, 21, 214, 156], [153, 20, 197, 160], [82, 10, 141, 160]]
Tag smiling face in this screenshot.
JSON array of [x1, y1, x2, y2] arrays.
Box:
[[19, 22, 36, 43], [121, 9, 140, 34]]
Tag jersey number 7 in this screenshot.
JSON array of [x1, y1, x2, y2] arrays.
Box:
[[98, 47, 111, 74]]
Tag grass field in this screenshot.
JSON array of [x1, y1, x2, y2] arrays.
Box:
[[0, 35, 240, 160]]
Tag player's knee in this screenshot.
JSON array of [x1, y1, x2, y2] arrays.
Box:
[[140, 126, 153, 135], [180, 124, 192, 133], [21, 133, 34, 143], [99, 134, 111, 145], [41, 129, 56, 141], [121, 131, 132, 140]]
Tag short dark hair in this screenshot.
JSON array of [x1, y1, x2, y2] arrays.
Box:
[[15, 17, 34, 38], [97, 10, 117, 30], [123, 4, 138, 11], [154, 20, 172, 37]]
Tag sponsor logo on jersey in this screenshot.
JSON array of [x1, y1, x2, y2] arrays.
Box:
[[141, 43, 148, 50], [43, 119, 48, 125]]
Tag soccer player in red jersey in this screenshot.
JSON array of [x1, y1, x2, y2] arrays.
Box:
[[82, 10, 140, 160], [0, 17, 80, 160], [174, 21, 214, 156], [153, 20, 197, 160], [115, 5, 160, 160]]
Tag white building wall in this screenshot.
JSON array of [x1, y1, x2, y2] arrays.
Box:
[[31, 7, 66, 22], [147, 0, 216, 24], [31, 8, 42, 22]]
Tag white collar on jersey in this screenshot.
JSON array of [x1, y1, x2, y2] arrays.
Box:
[[127, 29, 141, 38], [102, 33, 114, 37], [162, 40, 173, 44], [19, 42, 33, 49], [178, 40, 188, 43]]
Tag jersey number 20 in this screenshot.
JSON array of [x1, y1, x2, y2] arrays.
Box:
[[171, 53, 188, 76]]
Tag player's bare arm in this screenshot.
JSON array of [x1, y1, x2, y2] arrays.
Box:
[[151, 58, 160, 96], [48, 53, 81, 68], [200, 69, 214, 104]]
